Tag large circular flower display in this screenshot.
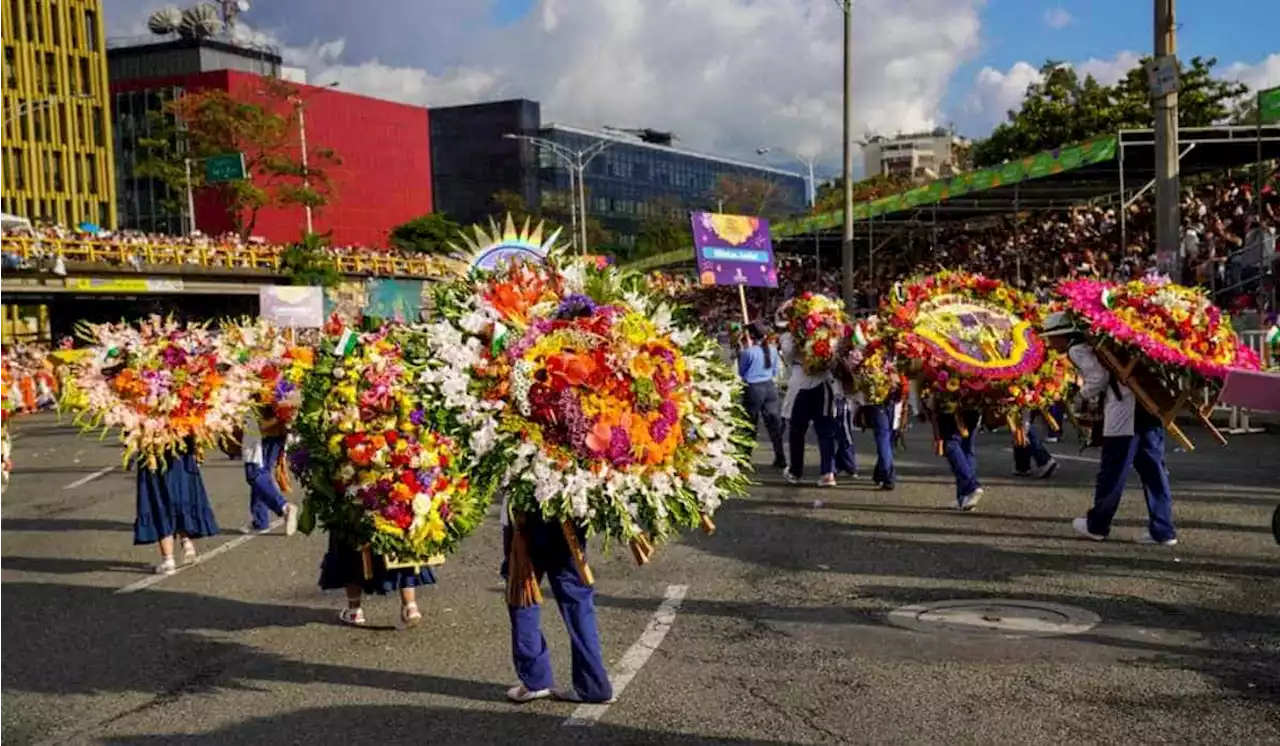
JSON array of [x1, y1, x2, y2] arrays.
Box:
[[426, 257, 751, 554], [290, 324, 489, 561], [883, 271, 1051, 410], [1058, 277, 1260, 380], [61, 316, 256, 469]]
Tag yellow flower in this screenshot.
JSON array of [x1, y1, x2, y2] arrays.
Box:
[[373, 515, 405, 537]]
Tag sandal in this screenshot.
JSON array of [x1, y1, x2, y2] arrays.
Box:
[[400, 602, 422, 628], [338, 607, 366, 626]]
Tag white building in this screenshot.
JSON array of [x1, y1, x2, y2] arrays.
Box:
[[862, 128, 970, 181]]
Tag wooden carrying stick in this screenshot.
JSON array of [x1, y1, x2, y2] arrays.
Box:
[[274, 454, 292, 494], [699, 513, 717, 535], [506, 516, 543, 607], [629, 533, 654, 566], [1093, 344, 1222, 451], [560, 521, 595, 586], [1006, 412, 1028, 447]]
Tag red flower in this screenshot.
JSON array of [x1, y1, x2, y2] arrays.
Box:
[[384, 430, 399, 445]]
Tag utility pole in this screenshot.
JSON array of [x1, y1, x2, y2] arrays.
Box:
[[1152, 0, 1180, 275], [837, 0, 855, 310]]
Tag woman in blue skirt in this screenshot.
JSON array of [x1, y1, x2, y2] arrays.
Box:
[[318, 532, 436, 628], [134, 437, 220, 575]]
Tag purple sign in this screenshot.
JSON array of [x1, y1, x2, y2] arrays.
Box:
[[689, 211, 778, 288]]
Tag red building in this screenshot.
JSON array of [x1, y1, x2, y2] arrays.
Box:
[[109, 38, 431, 247]]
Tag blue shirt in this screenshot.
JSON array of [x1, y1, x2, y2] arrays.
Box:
[[738, 344, 779, 384]]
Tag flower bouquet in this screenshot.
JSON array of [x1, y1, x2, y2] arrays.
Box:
[[289, 323, 489, 564], [1, 362, 12, 487], [882, 271, 1060, 451], [785, 293, 853, 374], [223, 320, 317, 427], [60, 316, 257, 469], [844, 317, 908, 406], [1057, 276, 1260, 449], [427, 255, 751, 603]]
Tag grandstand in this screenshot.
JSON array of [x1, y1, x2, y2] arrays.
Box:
[[624, 125, 1280, 274]]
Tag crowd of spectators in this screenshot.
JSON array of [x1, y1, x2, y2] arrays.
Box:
[[0, 223, 451, 277], [668, 176, 1279, 336]]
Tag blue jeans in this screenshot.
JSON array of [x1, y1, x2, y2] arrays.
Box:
[[832, 397, 858, 474], [788, 385, 837, 479], [1087, 423, 1176, 542], [506, 518, 613, 702], [938, 410, 981, 503], [1013, 429, 1053, 473], [870, 403, 896, 486], [246, 435, 288, 530]]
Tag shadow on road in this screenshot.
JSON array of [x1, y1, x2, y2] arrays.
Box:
[[95, 704, 772, 745], [0, 517, 134, 533]]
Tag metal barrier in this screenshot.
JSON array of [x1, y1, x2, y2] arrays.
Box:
[[0, 236, 454, 279], [1204, 328, 1271, 435]]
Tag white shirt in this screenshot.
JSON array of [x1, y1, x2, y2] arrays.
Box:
[[1068, 343, 1136, 438], [241, 412, 265, 466], [778, 332, 841, 418]]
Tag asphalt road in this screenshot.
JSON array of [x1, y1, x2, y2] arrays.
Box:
[[2, 412, 1278, 745]]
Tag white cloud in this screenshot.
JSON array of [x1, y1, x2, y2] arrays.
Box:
[[1043, 6, 1073, 30], [1221, 53, 1280, 94], [106, 0, 985, 174]]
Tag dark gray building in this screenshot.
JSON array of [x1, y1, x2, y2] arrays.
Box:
[[428, 99, 805, 249]]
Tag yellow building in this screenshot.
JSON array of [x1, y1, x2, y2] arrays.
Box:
[[1, 0, 116, 228]]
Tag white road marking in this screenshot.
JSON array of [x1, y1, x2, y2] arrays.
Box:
[[63, 466, 116, 490], [115, 519, 282, 595], [564, 583, 689, 727]]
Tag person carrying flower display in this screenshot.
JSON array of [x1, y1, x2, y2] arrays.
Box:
[[241, 404, 299, 534], [61, 317, 254, 574], [779, 293, 852, 486], [844, 319, 907, 490], [424, 243, 750, 704], [737, 322, 787, 471], [1051, 276, 1259, 544], [1010, 409, 1059, 479], [885, 271, 1059, 511], [290, 321, 488, 628], [1040, 311, 1177, 545]]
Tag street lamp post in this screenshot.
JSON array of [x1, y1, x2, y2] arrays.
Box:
[[834, 0, 856, 311], [503, 133, 615, 254], [293, 81, 340, 236], [756, 146, 826, 283]]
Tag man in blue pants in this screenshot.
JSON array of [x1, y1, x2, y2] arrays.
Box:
[[1040, 312, 1177, 545], [502, 508, 614, 704], [867, 401, 898, 490]]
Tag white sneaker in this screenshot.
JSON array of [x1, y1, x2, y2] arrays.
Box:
[[283, 502, 299, 536], [1136, 532, 1177, 546], [506, 683, 552, 703], [1072, 517, 1105, 541], [817, 474, 837, 487], [1032, 459, 1059, 479], [155, 557, 177, 575], [958, 488, 983, 511], [785, 472, 800, 485]]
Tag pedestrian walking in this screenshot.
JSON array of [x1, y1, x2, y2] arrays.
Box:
[[134, 436, 220, 575], [242, 405, 298, 534], [737, 322, 787, 470]]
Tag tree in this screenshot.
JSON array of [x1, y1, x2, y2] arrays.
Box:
[[812, 172, 913, 213], [632, 196, 692, 261], [972, 56, 1248, 167], [388, 212, 463, 255], [279, 232, 342, 288], [136, 77, 341, 239], [710, 174, 791, 220]]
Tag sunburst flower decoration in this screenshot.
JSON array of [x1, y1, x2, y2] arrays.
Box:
[[451, 214, 563, 274]]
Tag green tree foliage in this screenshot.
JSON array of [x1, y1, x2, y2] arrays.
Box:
[[812, 172, 913, 214], [136, 77, 341, 240], [631, 196, 692, 261], [279, 232, 342, 288], [972, 56, 1248, 167], [388, 212, 463, 255], [710, 174, 792, 220]]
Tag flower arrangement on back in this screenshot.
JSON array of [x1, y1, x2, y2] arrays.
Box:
[[843, 316, 907, 405], [61, 316, 256, 469], [784, 293, 852, 374], [426, 256, 752, 571], [290, 322, 488, 563], [222, 319, 316, 427]]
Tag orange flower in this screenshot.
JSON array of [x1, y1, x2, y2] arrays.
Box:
[[547, 353, 596, 389]]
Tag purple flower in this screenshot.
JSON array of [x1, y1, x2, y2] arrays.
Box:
[[607, 426, 633, 467], [556, 293, 597, 319], [288, 446, 310, 474], [650, 417, 671, 442], [409, 407, 426, 426], [559, 390, 590, 452], [438, 501, 452, 522], [658, 400, 678, 424]]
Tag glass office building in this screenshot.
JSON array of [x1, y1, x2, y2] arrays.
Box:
[[429, 100, 805, 249]]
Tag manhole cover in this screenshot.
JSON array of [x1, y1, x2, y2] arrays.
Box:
[[887, 599, 1101, 638]]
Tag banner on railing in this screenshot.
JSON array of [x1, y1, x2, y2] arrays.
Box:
[[259, 286, 324, 328], [63, 277, 185, 293]]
